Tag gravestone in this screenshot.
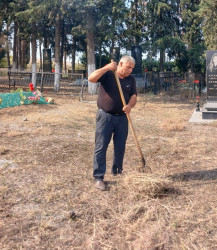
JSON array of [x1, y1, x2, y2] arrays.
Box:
[[202, 50, 217, 119], [131, 46, 142, 75], [111, 47, 120, 62], [43, 49, 52, 72], [131, 46, 146, 88]]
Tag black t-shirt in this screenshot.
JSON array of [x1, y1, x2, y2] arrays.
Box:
[[97, 70, 137, 114]]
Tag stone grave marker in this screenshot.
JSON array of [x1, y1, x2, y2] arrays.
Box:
[[111, 47, 120, 62], [131, 46, 142, 75], [131, 46, 146, 88], [43, 49, 52, 72], [202, 50, 217, 119]]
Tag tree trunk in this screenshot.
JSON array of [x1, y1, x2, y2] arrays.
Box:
[[159, 48, 164, 72], [71, 37, 76, 72], [44, 37, 48, 49], [60, 20, 65, 73], [6, 25, 11, 69], [110, 39, 115, 58], [110, 0, 115, 57], [134, 0, 140, 46], [64, 50, 67, 73], [12, 21, 18, 70], [31, 22, 37, 87], [99, 44, 102, 68], [25, 41, 30, 66], [71, 49, 75, 72], [54, 14, 61, 91], [6, 41, 11, 69], [39, 40, 42, 71], [21, 40, 27, 69], [190, 62, 194, 73], [17, 33, 22, 70], [86, 13, 96, 95]]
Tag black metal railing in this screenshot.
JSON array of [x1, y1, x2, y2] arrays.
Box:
[[0, 70, 84, 95]]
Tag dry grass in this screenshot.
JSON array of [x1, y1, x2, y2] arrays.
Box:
[[0, 146, 9, 155], [0, 91, 217, 249], [160, 118, 185, 132]]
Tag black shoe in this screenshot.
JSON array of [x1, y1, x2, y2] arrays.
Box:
[[95, 180, 106, 191], [112, 169, 122, 176]]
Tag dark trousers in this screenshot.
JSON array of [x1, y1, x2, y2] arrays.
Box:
[[93, 109, 128, 180]]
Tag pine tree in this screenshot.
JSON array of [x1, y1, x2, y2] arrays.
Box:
[[144, 0, 181, 71], [16, 0, 72, 90], [180, 0, 205, 72], [67, 0, 117, 94], [199, 0, 217, 50], [125, 0, 146, 48]]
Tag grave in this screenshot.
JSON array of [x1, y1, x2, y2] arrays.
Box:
[[0, 91, 50, 109], [202, 50, 217, 119], [111, 47, 120, 62], [43, 49, 52, 72], [131, 46, 147, 88], [131, 46, 142, 75]]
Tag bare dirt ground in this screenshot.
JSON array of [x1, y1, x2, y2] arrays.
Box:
[[0, 90, 217, 250]]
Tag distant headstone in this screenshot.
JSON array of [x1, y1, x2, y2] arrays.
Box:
[[202, 50, 217, 119], [131, 46, 142, 75], [206, 51, 217, 100], [43, 49, 52, 72], [130, 46, 146, 89], [111, 47, 120, 62]]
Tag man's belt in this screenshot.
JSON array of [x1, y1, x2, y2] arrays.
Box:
[[99, 108, 123, 116]]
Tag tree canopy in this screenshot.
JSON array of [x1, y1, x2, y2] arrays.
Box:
[[0, 0, 216, 79]]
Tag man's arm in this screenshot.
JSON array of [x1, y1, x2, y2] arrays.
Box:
[[123, 94, 137, 114], [88, 62, 117, 83]]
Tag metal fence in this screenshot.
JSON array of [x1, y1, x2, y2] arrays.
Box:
[[153, 75, 181, 94], [0, 69, 193, 97], [0, 70, 85, 96], [137, 71, 183, 94]]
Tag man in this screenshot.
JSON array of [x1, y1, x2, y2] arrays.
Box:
[[88, 55, 137, 191]]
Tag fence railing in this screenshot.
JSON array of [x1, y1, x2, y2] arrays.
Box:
[[1, 70, 200, 97], [153, 75, 183, 94], [0, 70, 85, 95], [136, 72, 183, 94]]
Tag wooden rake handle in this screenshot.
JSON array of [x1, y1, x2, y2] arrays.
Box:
[[112, 69, 146, 169]]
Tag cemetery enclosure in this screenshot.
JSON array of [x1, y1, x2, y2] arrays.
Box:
[[0, 69, 206, 100], [0, 70, 84, 95], [0, 69, 184, 95], [0, 92, 217, 249]]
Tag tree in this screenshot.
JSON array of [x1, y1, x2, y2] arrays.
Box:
[[54, 13, 61, 91], [144, 0, 181, 71], [67, 0, 114, 94], [0, 0, 14, 69], [16, 0, 71, 90], [107, 0, 128, 54], [180, 0, 205, 72], [199, 0, 217, 50], [1, 0, 209, 83], [124, 0, 146, 48], [14, 0, 38, 84], [31, 22, 37, 85]]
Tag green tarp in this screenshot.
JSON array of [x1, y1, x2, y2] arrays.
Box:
[[0, 92, 49, 109]]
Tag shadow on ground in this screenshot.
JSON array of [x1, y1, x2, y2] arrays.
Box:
[[169, 169, 217, 181]]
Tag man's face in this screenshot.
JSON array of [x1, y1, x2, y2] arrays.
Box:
[[118, 61, 135, 78]]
